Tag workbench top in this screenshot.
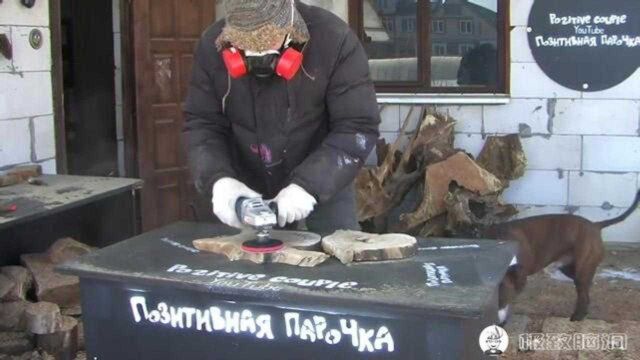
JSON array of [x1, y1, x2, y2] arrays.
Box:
[[60, 221, 517, 318], [0, 175, 142, 231]]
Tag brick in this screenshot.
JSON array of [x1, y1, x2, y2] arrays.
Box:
[[582, 69, 640, 100], [378, 104, 399, 132], [510, 0, 534, 26], [574, 207, 640, 243], [553, 99, 640, 136], [569, 171, 638, 208], [583, 136, 640, 172], [483, 99, 549, 135], [0, 0, 50, 27], [0, 119, 31, 167], [510, 63, 581, 99], [510, 26, 534, 63], [0, 26, 12, 72], [11, 26, 51, 72], [33, 115, 55, 161], [0, 72, 53, 119], [453, 133, 485, 158], [503, 170, 568, 206], [520, 135, 581, 170], [434, 105, 482, 133]]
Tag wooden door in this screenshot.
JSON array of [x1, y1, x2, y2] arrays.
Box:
[[133, 0, 217, 230]]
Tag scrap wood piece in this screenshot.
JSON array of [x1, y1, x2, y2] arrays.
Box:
[[444, 187, 518, 236], [193, 230, 328, 267], [399, 152, 504, 231], [321, 230, 417, 264], [476, 134, 527, 181]]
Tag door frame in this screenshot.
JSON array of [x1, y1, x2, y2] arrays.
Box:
[[50, 0, 138, 177]]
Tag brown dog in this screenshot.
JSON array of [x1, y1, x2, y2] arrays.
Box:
[[482, 191, 640, 324]]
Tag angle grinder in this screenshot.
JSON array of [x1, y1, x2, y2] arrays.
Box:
[[235, 197, 284, 253]]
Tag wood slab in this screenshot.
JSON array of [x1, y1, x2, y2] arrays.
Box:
[[322, 230, 417, 264], [193, 230, 329, 267]]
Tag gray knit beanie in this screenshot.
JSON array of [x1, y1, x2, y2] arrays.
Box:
[[216, 0, 310, 51]]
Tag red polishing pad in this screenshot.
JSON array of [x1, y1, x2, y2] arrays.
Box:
[[241, 239, 284, 254]]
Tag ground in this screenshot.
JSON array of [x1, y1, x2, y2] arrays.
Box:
[[501, 244, 640, 359]]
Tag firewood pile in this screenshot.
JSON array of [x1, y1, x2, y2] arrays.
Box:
[[356, 106, 527, 238], [0, 238, 92, 360]]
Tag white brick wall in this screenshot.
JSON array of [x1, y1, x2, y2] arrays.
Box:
[[0, 0, 55, 173], [376, 2, 640, 242]]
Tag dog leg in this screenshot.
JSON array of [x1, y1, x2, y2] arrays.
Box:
[[570, 235, 605, 322]]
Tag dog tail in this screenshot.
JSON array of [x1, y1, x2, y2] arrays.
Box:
[[597, 190, 640, 228]]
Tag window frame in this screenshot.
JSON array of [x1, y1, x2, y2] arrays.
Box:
[[347, 0, 510, 95]]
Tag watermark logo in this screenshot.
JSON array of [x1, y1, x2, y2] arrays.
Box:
[[518, 333, 627, 351], [479, 325, 509, 356]]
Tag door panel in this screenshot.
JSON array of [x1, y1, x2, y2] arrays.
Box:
[[133, 0, 217, 230]]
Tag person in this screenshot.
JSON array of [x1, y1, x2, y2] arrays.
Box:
[[183, 0, 380, 235]]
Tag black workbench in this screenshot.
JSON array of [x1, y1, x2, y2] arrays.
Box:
[[0, 175, 142, 265], [60, 222, 517, 360]]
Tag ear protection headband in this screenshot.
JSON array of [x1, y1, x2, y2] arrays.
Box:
[[221, 45, 303, 81]]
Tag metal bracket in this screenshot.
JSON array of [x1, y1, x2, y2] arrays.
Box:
[[0, 33, 12, 60]]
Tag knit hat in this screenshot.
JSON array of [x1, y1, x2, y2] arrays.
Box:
[[216, 0, 310, 52]]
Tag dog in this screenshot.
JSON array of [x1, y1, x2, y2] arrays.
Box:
[[480, 190, 640, 325]]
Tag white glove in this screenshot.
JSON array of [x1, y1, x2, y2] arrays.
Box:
[[212, 177, 261, 229], [273, 184, 317, 227]]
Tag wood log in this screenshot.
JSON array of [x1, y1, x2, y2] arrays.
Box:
[[0, 331, 34, 356], [0, 266, 33, 301], [21, 253, 80, 308], [444, 187, 518, 236], [0, 273, 14, 300], [46, 238, 95, 265], [0, 165, 42, 187], [0, 301, 28, 332], [477, 134, 527, 181], [193, 230, 329, 267], [399, 152, 504, 231], [24, 302, 62, 335], [36, 316, 78, 360], [321, 230, 417, 264]]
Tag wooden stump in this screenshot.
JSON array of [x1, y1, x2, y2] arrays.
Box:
[[193, 230, 329, 267], [37, 316, 78, 360], [25, 302, 62, 335], [322, 231, 417, 264]]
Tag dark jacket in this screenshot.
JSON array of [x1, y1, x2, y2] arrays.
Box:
[[183, 3, 380, 203]]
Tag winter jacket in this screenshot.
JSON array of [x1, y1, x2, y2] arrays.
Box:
[[183, 2, 380, 203]]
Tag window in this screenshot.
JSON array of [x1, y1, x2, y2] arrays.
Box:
[[432, 43, 447, 56], [459, 19, 474, 34], [431, 19, 445, 34], [325, 0, 508, 94], [401, 18, 416, 33], [459, 43, 475, 56]]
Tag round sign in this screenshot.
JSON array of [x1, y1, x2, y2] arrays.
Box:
[[479, 325, 509, 356], [528, 0, 640, 91]]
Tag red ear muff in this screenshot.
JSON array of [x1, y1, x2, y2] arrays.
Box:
[[222, 47, 248, 79], [276, 48, 303, 81]]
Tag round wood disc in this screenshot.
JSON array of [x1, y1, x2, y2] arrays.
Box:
[[321, 230, 417, 264]]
